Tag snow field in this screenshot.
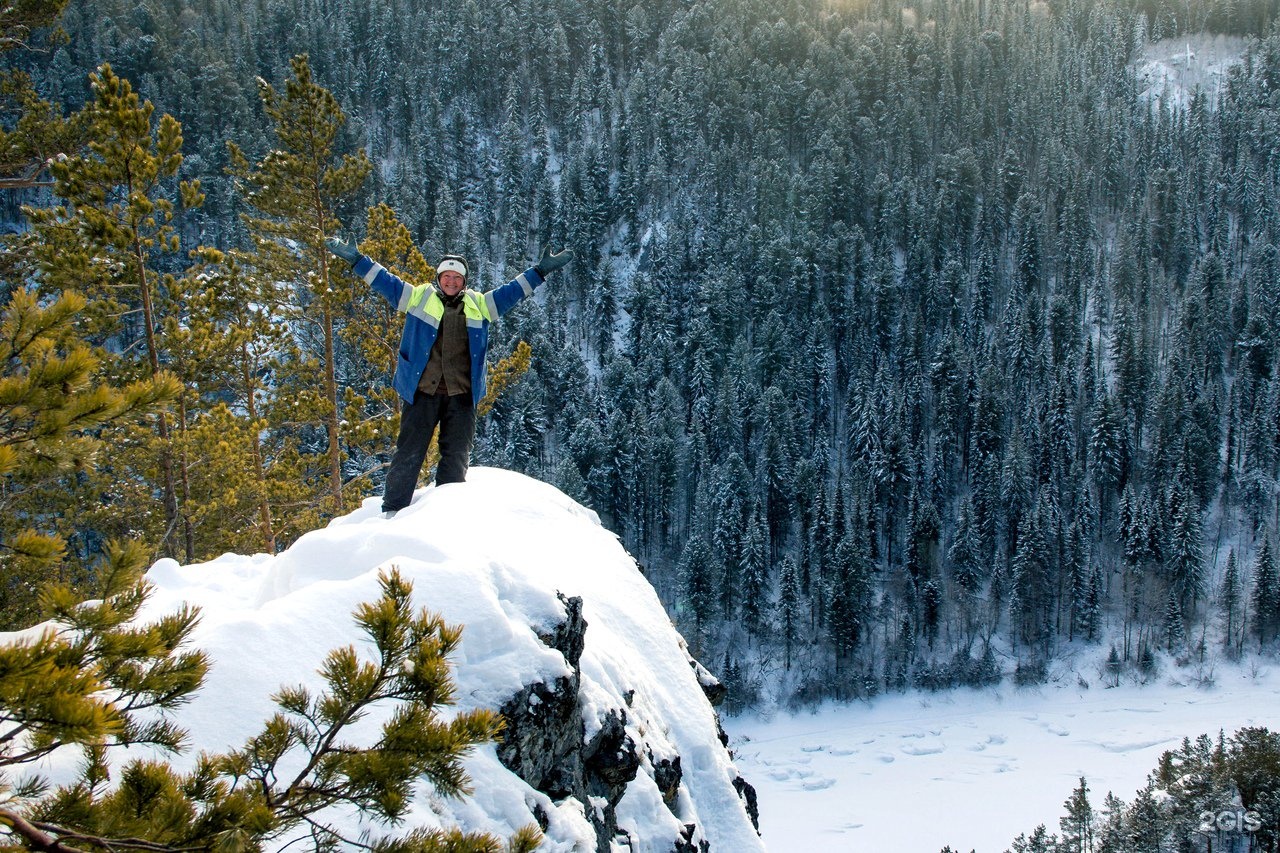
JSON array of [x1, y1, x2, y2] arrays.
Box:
[[728, 665, 1280, 852]]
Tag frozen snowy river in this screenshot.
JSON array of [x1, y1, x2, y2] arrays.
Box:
[[726, 661, 1280, 852]]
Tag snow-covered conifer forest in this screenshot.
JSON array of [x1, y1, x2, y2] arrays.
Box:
[[6, 0, 1280, 710]]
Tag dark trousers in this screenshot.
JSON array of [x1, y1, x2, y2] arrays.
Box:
[[382, 390, 476, 512]]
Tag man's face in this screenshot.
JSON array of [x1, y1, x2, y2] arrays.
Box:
[[439, 270, 465, 296]]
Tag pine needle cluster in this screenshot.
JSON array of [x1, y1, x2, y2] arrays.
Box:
[[0, 286, 179, 628], [1, 568, 541, 853]]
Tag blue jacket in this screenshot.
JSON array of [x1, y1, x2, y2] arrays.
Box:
[[353, 255, 545, 407]]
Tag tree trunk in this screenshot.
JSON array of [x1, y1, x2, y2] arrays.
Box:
[[178, 394, 195, 563], [243, 338, 279, 550], [322, 297, 344, 514], [133, 237, 181, 559]]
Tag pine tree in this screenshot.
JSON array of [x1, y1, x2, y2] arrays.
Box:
[[1227, 727, 1280, 824], [227, 54, 371, 517], [25, 63, 203, 560], [0, 540, 207, 772], [174, 253, 311, 554], [1007, 823, 1057, 853], [0, 0, 83, 190], [1, 567, 539, 853], [0, 288, 178, 628]]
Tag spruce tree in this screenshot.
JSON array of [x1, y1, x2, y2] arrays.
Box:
[[678, 534, 716, 641], [1105, 645, 1122, 687], [1121, 782, 1166, 853], [949, 496, 983, 644], [1058, 777, 1095, 853], [741, 509, 769, 637], [827, 539, 869, 669], [1082, 568, 1102, 643], [1010, 496, 1052, 651], [1250, 538, 1278, 647], [1219, 549, 1242, 653], [1165, 491, 1205, 614], [1163, 591, 1186, 653], [1094, 791, 1129, 853], [1088, 389, 1126, 512], [921, 578, 942, 650], [778, 555, 802, 670]]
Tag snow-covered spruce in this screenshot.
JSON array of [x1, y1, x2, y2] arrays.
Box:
[[102, 468, 761, 852]]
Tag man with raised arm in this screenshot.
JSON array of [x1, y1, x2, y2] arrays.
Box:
[[327, 239, 573, 516]]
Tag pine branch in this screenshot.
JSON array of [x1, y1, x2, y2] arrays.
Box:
[[0, 807, 80, 853], [0, 165, 53, 190], [0, 808, 207, 853]]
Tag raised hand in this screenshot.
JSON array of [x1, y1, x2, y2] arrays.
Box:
[[534, 245, 574, 277]]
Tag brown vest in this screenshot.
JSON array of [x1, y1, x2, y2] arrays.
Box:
[[418, 292, 472, 396]]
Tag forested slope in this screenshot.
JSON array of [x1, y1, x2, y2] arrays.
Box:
[[6, 0, 1280, 705]]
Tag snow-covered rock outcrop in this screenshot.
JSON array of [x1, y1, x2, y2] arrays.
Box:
[[133, 468, 762, 851]]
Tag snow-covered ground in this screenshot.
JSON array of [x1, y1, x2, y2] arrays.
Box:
[[727, 661, 1280, 852], [8, 468, 762, 852], [1134, 34, 1248, 110]]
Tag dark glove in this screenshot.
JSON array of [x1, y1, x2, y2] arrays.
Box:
[[326, 236, 361, 266], [534, 245, 574, 277]]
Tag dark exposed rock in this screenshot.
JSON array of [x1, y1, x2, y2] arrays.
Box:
[[733, 774, 760, 832], [673, 823, 710, 853], [497, 591, 755, 852], [496, 674, 583, 800], [536, 592, 586, 666], [498, 594, 587, 801], [584, 708, 641, 791], [497, 594, 640, 851], [652, 753, 682, 809], [689, 657, 727, 707]]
